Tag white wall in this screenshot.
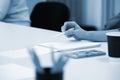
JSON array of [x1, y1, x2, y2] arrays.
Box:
[[114, 0, 120, 15], [82, 0, 102, 30]]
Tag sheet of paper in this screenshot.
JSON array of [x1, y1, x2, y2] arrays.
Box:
[[38, 41, 101, 52], [0, 63, 34, 80], [0, 46, 51, 59], [0, 48, 29, 58], [0, 41, 101, 59]]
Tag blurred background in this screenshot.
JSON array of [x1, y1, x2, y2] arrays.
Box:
[[26, 0, 120, 30]]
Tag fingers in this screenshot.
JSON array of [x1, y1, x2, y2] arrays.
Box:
[[65, 28, 74, 38], [61, 21, 80, 32], [61, 21, 85, 40], [65, 29, 83, 40]]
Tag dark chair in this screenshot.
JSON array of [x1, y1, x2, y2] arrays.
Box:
[[30, 2, 70, 32]]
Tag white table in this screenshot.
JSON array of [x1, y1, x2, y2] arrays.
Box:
[[0, 22, 120, 80]]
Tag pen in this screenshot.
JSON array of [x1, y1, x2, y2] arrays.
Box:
[[53, 28, 74, 38], [52, 32, 65, 38], [28, 47, 43, 73], [38, 44, 57, 50]]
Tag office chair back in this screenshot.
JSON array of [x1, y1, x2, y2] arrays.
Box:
[[30, 2, 70, 31]]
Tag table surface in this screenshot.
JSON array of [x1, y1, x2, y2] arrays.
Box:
[[0, 22, 120, 80]]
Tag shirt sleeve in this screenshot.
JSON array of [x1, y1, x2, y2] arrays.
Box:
[[0, 0, 10, 20], [105, 13, 120, 30]]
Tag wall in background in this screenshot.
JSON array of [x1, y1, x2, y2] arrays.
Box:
[[84, 0, 102, 30], [27, 0, 119, 30]]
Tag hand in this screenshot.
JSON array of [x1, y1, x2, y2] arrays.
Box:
[[61, 21, 80, 32], [61, 21, 87, 40]]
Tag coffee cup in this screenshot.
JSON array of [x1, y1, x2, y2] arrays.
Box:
[[106, 32, 120, 58]]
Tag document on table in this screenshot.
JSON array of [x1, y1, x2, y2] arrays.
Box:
[[0, 48, 29, 58], [0, 46, 51, 59], [38, 41, 101, 52], [0, 41, 101, 59], [0, 63, 34, 80]]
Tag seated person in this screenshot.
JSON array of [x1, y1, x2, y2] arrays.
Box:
[[0, 0, 30, 26], [61, 14, 120, 42]]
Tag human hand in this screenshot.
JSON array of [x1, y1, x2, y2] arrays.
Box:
[[61, 21, 87, 40], [61, 21, 80, 32]]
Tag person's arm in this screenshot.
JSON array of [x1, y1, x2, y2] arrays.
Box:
[[85, 29, 119, 42], [0, 0, 10, 20], [65, 28, 119, 42], [61, 21, 120, 42]]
